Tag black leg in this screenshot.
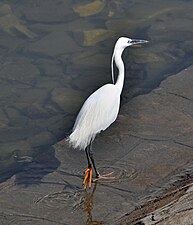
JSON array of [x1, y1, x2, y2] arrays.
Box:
[[85, 146, 92, 167], [88, 144, 100, 177], [83, 146, 93, 189]]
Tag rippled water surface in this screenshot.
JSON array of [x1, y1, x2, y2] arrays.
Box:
[[1, 0, 193, 224]]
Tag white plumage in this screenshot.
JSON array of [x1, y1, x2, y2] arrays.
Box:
[[68, 37, 148, 151], [69, 84, 120, 150]]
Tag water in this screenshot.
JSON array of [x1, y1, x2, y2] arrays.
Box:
[[1, 0, 193, 224]]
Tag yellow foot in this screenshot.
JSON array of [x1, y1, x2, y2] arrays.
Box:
[[94, 172, 115, 182], [83, 166, 92, 190]]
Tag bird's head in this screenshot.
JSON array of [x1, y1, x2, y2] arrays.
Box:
[[115, 37, 148, 50], [111, 37, 148, 84]]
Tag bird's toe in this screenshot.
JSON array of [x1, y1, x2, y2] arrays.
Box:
[[83, 166, 93, 189]]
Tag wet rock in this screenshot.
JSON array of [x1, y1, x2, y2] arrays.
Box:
[[131, 48, 165, 64], [148, 17, 193, 42], [0, 139, 32, 182], [160, 66, 193, 101], [23, 103, 51, 119], [73, 0, 105, 17], [0, 32, 25, 51], [47, 114, 74, 137], [125, 41, 193, 101], [0, 140, 32, 160], [35, 76, 63, 89], [26, 30, 82, 56], [72, 50, 109, 68], [28, 131, 56, 148], [69, 48, 110, 92], [27, 114, 73, 139], [121, 78, 193, 141], [17, 0, 75, 23], [16, 88, 48, 105], [0, 85, 20, 107], [34, 59, 64, 78], [26, 117, 46, 127], [132, 4, 179, 21], [5, 106, 28, 126], [0, 3, 11, 16], [51, 88, 86, 114], [106, 19, 140, 34], [0, 126, 41, 143], [13, 155, 33, 163], [0, 109, 9, 128], [83, 29, 115, 46], [73, 72, 109, 93], [0, 3, 36, 38], [0, 58, 39, 85], [106, 3, 182, 33], [139, 183, 193, 225], [65, 19, 94, 32], [30, 19, 94, 36]]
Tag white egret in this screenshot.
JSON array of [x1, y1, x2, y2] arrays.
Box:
[[68, 37, 148, 189]]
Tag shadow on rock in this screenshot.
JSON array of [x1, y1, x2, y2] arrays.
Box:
[[15, 146, 60, 186]]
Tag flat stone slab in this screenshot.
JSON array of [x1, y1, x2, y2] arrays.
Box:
[[0, 65, 193, 224], [117, 166, 193, 224], [140, 182, 193, 225]]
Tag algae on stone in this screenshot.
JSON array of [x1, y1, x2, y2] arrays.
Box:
[[0, 4, 36, 38], [51, 88, 86, 114], [27, 30, 82, 56], [83, 29, 115, 46], [73, 0, 105, 17]]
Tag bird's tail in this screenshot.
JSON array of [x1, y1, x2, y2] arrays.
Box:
[[67, 129, 96, 150]]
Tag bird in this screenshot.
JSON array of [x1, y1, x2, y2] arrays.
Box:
[[68, 37, 148, 189]]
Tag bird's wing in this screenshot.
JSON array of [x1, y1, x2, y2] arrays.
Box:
[[73, 84, 120, 134], [69, 84, 120, 149]]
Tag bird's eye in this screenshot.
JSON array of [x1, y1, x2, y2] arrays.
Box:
[[130, 40, 137, 44]]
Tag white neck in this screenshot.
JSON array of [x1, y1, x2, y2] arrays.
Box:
[[113, 47, 125, 94]]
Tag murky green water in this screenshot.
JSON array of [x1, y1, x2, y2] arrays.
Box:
[[0, 0, 193, 224]]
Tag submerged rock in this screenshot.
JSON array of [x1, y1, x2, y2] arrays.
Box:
[[131, 48, 165, 64], [18, 0, 74, 23], [72, 50, 109, 68], [0, 126, 42, 143], [0, 58, 39, 85], [27, 131, 56, 148], [73, 0, 105, 17], [51, 87, 86, 114], [0, 109, 9, 128], [0, 3, 36, 38], [106, 19, 140, 34], [5, 107, 28, 126], [27, 30, 82, 56], [83, 29, 115, 46], [0, 140, 32, 161], [16, 88, 48, 105]]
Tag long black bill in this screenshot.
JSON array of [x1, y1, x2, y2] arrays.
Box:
[[130, 39, 149, 45]]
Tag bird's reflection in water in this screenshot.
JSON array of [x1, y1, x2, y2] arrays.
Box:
[[84, 182, 104, 225]]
